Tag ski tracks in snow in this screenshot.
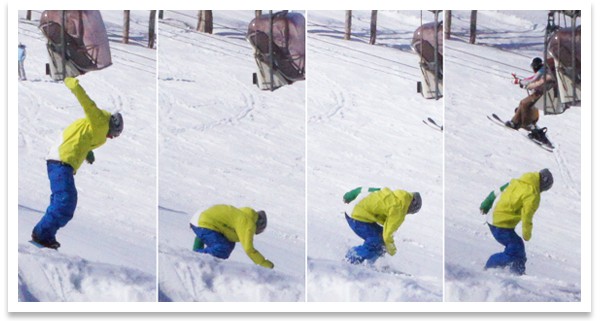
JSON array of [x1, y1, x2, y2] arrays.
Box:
[[552, 145, 580, 199], [308, 75, 347, 124], [159, 22, 260, 134], [176, 89, 257, 132], [159, 20, 252, 62], [308, 35, 419, 83]]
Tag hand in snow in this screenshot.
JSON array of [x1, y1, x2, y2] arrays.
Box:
[[480, 207, 488, 215], [385, 242, 397, 256], [260, 259, 274, 269], [86, 151, 95, 164]]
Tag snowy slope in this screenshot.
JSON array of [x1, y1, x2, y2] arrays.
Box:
[[157, 11, 305, 302], [17, 10, 157, 301], [444, 10, 581, 301], [306, 11, 443, 302]]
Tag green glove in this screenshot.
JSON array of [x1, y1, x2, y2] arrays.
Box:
[[343, 187, 362, 204], [480, 191, 496, 214], [86, 151, 95, 164], [385, 242, 397, 256], [64, 77, 79, 89], [192, 237, 204, 251], [259, 259, 274, 269]]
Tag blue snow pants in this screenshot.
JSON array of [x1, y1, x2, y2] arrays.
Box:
[[344, 213, 385, 264], [32, 161, 78, 243], [485, 224, 527, 275], [190, 225, 236, 259]]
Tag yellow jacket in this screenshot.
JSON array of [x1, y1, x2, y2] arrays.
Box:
[[192, 205, 271, 267], [492, 172, 541, 241], [351, 188, 412, 251], [48, 78, 111, 172]]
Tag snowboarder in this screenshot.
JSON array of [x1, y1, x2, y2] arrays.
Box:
[[31, 77, 124, 249], [479, 169, 554, 275], [18, 43, 26, 81], [505, 57, 554, 143], [343, 187, 422, 264], [189, 204, 274, 269]]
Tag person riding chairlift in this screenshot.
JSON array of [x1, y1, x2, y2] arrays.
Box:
[[505, 57, 554, 144]]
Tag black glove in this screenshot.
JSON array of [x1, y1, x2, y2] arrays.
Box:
[[86, 151, 95, 164]]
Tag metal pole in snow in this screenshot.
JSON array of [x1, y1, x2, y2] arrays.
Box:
[[571, 14, 577, 102], [60, 10, 66, 80], [269, 10, 274, 92], [543, 11, 551, 114], [434, 11, 440, 100]]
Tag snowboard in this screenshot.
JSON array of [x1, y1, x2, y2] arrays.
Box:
[[29, 240, 59, 250], [487, 113, 554, 152]]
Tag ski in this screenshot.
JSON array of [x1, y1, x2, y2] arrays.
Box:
[[487, 113, 554, 152], [423, 117, 443, 132]]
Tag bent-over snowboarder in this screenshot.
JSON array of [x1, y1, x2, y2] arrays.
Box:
[[189, 204, 274, 269], [506, 57, 554, 143], [480, 169, 554, 275], [31, 77, 124, 249], [343, 187, 422, 264]]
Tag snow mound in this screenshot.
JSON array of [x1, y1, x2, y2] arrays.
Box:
[[158, 245, 304, 302], [445, 263, 581, 302], [307, 258, 441, 302], [18, 244, 155, 302]]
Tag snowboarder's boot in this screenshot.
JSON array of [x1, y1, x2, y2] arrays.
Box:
[[31, 232, 60, 249], [528, 127, 549, 144], [509, 258, 527, 275]]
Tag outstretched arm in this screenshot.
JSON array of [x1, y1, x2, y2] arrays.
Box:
[[64, 77, 107, 126], [239, 227, 274, 269], [343, 186, 381, 204]]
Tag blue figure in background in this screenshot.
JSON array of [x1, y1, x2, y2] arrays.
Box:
[[18, 43, 27, 81]]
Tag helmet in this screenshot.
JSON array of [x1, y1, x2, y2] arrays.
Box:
[[539, 168, 553, 192], [255, 210, 267, 234], [407, 192, 422, 214], [530, 57, 543, 72], [108, 112, 124, 138]]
